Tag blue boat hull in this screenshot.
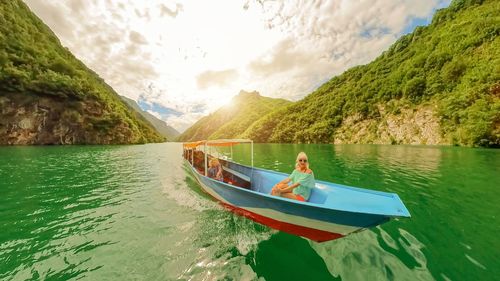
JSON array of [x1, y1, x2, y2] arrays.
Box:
[[185, 159, 410, 242]]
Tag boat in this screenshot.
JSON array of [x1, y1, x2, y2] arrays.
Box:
[[182, 139, 411, 242]]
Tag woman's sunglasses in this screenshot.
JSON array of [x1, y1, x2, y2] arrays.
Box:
[[299, 159, 308, 163]]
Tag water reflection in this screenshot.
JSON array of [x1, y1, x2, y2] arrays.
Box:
[[312, 228, 434, 281], [1, 144, 498, 280], [229, 144, 499, 280], [334, 145, 442, 173], [0, 146, 128, 280]]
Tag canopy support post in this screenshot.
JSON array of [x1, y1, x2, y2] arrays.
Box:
[[191, 148, 194, 165], [204, 143, 208, 176], [250, 141, 254, 187], [251, 141, 254, 168], [230, 145, 233, 160]]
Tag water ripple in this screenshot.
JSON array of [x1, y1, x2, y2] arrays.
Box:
[[1, 143, 498, 280]]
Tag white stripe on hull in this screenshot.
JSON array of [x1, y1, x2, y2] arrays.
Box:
[[191, 167, 361, 236], [242, 206, 361, 236]]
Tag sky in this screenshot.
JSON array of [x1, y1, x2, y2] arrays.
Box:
[[24, 0, 451, 132]]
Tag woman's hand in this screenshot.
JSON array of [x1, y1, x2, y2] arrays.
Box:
[[280, 183, 299, 193], [271, 185, 282, 195]]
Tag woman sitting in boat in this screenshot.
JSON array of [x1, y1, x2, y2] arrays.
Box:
[[271, 152, 315, 202], [208, 158, 224, 181]]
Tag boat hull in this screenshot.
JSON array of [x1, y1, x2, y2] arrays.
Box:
[[185, 160, 392, 242], [220, 202, 344, 242]]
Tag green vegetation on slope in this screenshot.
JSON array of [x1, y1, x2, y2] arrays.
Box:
[[178, 91, 291, 141], [0, 1, 164, 144], [244, 0, 500, 147]]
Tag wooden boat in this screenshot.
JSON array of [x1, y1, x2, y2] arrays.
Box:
[[182, 139, 411, 242]]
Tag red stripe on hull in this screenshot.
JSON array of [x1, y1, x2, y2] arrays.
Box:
[[220, 202, 344, 242], [189, 166, 343, 242]]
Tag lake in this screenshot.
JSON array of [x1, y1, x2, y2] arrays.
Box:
[[0, 143, 498, 280]]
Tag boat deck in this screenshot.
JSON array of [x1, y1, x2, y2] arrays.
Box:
[[181, 139, 410, 241], [183, 150, 251, 189], [183, 149, 410, 218]]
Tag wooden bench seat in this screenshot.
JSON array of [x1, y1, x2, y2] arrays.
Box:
[[222, 166, 251, 182]]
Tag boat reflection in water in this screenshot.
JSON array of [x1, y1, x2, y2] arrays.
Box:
[[182, 139, 411, 242]]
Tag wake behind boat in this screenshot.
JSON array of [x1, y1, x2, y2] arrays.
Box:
[[182, 139, 410, 242]]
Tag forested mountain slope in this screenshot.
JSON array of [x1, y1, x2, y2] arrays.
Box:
[[178, 91, 291, 141], [243, 0, 499, 147], [0, 1, 164, 144], [121, 96, 179, 141]]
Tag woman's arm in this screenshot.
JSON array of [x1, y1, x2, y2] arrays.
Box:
[[279, 178, 291, 184], [279, 182, 299, 193]]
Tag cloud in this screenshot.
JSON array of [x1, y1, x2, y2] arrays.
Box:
[[249, 39, 310, 75], [129, 31, 148, 45], [138, 99, 183, 117], [67, 0, 85, 14], [134, 8, 151, 20], [164, 112, 206, 132], [159, 3, 183, 18], [243, 0, 448, 100], [22, 0, 451, 133], [196, 69, 238, 89], [117, 59, 157, 78], [23, 1, 76, 39]]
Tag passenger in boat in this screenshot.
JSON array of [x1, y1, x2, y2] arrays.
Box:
[[208, 158, 224, 181], [193, 150, 205, 171], [271, 152, 315, 202]]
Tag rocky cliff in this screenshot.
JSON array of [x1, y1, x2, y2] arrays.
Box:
[[333, 105, 445, 145], [0, 1, 164, 145], [243, 0, 499, 147], [0, 93, 163, 144]]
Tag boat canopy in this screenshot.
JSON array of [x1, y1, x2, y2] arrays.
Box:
[[183, 139, 252, 148], [182, 141, 205, 149], [183, 139, 254, 175]]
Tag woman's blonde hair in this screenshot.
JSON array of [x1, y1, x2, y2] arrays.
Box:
[[295, 152, 309, 169], [209, 158, 220, 168]]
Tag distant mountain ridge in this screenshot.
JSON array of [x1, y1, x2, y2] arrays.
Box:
[[0, 1, 164, 144], [121, 96, 180, 140], [178, 91, 291, 141], [244, 0, 499, 147]]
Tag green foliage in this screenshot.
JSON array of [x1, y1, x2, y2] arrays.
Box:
[[242, 0, 499, 146], [442, 59, 467, 83], [29, 70, 85, 99], [178, 91, 291, 142], [89, 113, 122, 132], [0, 1, 164, 144], [404, 77, 426, 101]]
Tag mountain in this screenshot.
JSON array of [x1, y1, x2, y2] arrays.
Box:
[[121, 96, 180, 140], [178, 90, 291, 141], [244, 0, 499, 147], [0, 1, 164, 144]]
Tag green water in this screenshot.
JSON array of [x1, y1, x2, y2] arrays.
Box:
[[0, 143, 498, 281]]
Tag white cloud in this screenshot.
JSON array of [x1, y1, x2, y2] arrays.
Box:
[[129, 31, 148, 45], [196, 69, 238, 90], [23, 0, 450, 132]]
